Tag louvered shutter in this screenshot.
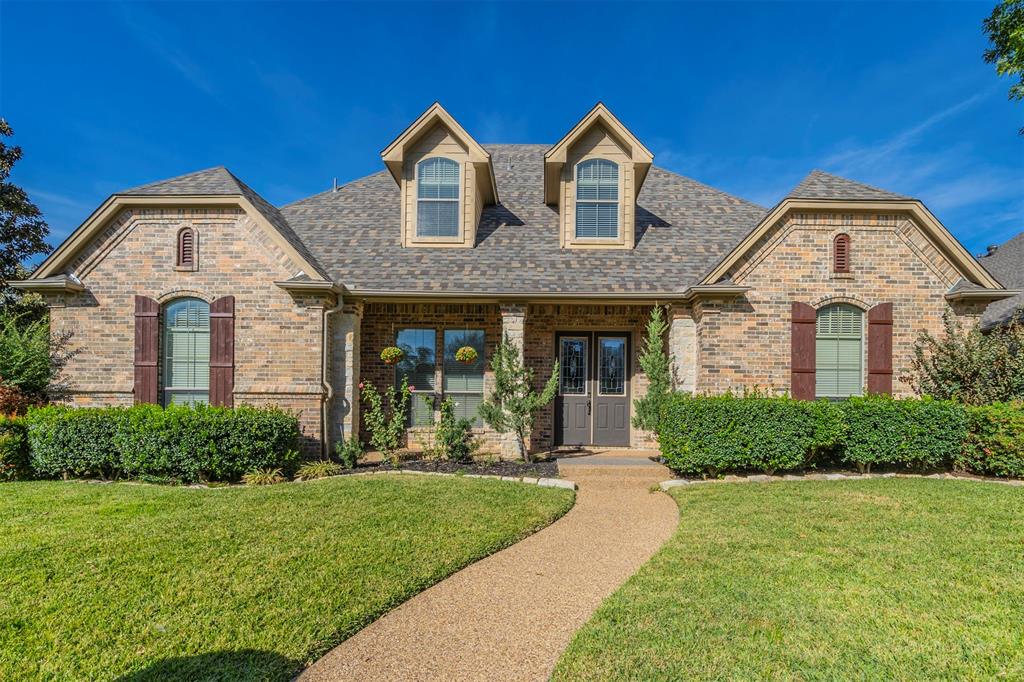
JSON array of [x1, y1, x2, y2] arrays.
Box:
[[834, 234, 850, 273], [134, 295, 160, 404], [791, 302, 816, 400], [867, 303, 893, 395], [209, 296, 235, 407]]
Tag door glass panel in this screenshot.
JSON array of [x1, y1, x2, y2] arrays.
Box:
[[598, 337, 626, 396], [559, 337, 588, 395]]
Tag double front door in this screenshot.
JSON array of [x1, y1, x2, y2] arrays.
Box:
[[555, 331, 630, 446]]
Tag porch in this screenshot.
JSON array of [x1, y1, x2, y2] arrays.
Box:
[[331, 300, 696, 456]]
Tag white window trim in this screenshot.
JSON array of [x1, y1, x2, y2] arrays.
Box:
[[814, 303, 866, 400]]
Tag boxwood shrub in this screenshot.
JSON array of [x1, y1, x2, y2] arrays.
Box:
[[0, 416, 30, 481], [958, 402, 1024, 478], [838, 396, 968, 473], [657, 393, 845, 477], [26, 404, 300, 483]]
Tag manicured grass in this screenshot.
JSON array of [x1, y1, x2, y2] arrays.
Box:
[[554, 479, 1024, 681], [0, 476, 573, 680]]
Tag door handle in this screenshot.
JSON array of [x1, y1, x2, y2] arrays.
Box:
[[587, 399, 591, 415]]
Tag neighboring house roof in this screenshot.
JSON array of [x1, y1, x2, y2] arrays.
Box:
[[978, 232, 1024, 329], [120, 167, 330, 280], [788, 170, 911, 201], [281, 144, 769, 295]]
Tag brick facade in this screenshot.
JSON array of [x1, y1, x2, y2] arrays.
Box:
[[44, 206, 330, 450], [694, 211, 987, 397]]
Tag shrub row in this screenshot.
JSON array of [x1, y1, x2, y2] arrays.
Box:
[[0, 416, 30, 482], [658, 393, 1024, 478], [24, 404, 300, 483]]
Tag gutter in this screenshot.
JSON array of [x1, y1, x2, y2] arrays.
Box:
[[320, 294, 345, 458], [346, 284, 750, 303]]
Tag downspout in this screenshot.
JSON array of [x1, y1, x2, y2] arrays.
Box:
[[321, 293, 345, 459]]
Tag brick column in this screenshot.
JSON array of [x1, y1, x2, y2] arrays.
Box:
[[330, 301, 363, 449], [668, 304, 697, 393], [499, 303, 527, 459]]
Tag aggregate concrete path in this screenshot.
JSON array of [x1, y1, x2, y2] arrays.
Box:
[[299, 450, 677, 681]]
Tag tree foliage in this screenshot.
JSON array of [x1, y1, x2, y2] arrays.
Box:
[[0, 309, 76, 412], [478, 335, 558, 462], [984, 0, 1024, 134], [0, 119, 50, 300], [902, 312, 1024, 405], [632, 305, 673, 433]]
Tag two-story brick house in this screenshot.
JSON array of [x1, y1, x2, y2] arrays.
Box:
[[14, 103, 1018, 455]]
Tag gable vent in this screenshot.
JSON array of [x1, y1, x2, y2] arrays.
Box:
[[178, 228, 195, 268], [833, 233, 851, 273]]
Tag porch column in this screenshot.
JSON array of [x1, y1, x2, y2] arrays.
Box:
[[330, 301, 363, 449], [668, 304, 697, 393], [499, 303, 527, 459]]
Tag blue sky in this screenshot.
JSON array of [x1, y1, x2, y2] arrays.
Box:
[[2, 1, 1021, 260]]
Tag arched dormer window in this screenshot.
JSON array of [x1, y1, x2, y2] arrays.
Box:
[[575, 159, 619, 239], [816, 303, 863, 398], [416, 157, 460, 237], [833, 233, 851, 273], [177, 228, 196, 269], [162, 297, 210, 405]]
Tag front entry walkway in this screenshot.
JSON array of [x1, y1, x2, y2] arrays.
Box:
[[300, 450, 677, 681]]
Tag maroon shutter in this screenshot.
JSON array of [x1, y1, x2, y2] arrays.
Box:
[[209, 296, 235, 407], [791, 302, 817, 400], [867, 303, 893, 395], [134, 295, 160, 404]]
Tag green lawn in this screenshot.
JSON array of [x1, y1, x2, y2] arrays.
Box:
[[0, 475, 573, 681], [554, 479, 1024, 681]]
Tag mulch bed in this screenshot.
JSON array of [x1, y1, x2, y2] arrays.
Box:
[[347, 458, 560, 479]]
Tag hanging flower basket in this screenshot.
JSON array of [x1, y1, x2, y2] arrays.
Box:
[[455, 346, 478, 364], [380, 346, 404, 365]]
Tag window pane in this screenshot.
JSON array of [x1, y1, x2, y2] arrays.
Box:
[[444, 330, 484, 427], [162, 297, 210, 406], [577, 159, 618, 201], [396, 328, 436, 426], [560, 337, 588, 395], [417, 158, 459, 198], [598, 337, 626, 395], [815, 304, 863, 398], [576, 203, 618, 238], [417, 200, 459, 237]]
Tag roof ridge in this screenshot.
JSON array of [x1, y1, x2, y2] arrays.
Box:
[[119, 166, 236, 195], [788, 169, 911, 201]]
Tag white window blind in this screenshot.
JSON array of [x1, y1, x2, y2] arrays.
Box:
[[162, 297, 210, 406], [576, 159, 619, 238], [815, 304, 864, 398], [417, 158, 460, 237]]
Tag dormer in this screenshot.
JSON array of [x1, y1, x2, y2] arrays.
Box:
[[544, 103, 654, 250], [381, 102, 498, 248]]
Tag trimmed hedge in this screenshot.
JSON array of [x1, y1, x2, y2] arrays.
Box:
[[26, 404, 300, 483], [658, 393, 845, 476], [657, 393, 1023, 479], [839, 396, 968, 473], [958, 402, 1024, 478], [0, 416, 30, 481]]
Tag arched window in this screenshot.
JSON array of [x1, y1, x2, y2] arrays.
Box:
[[162, 297, 210, 405], [416, 157, 460, 237], [833, 233, 851, 273], [575, 159, 619, 238], [177, 228, 195, 268], [816, 303, 863, 398]]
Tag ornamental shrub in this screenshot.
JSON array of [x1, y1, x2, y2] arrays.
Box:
[[25, 404, 300, 483], [658, 392, 845, 477], [958, 402, 1024, 478], [0, 416, 30, 481], [838, 395, 968, 473]]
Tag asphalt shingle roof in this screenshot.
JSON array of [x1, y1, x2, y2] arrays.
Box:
[[119, 167, 329, 280], [788, 170, 911, 201], [282, 144, 768, 294], [978, 232, 1024, 329]]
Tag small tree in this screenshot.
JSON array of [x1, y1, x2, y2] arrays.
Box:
[[902, 312, 1024, 405], [632, 305, 674, 433], [360, 377, 412, 466], [478, 335, 558, 462], [0, 309, 76, 412]]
